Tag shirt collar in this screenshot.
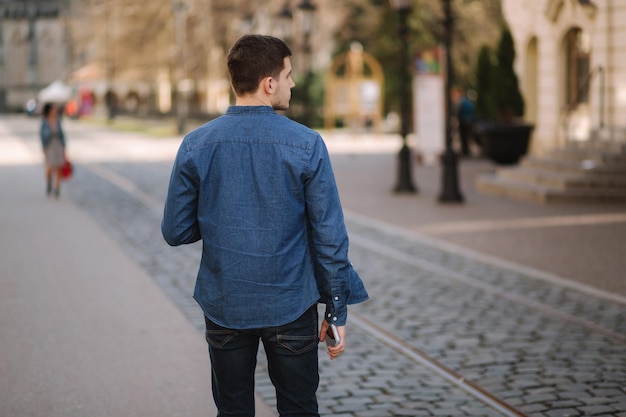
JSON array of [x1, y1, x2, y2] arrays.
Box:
[[226, 106, 275, 115]]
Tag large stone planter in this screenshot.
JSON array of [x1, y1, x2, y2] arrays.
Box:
[[475, 123, 534, 165]]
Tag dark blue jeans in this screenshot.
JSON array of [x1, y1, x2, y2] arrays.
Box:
[[204, 305, 320, 417]]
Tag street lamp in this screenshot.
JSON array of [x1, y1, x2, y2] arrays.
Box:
[[438, 0, 464, 203], [173, 1, 188, 135], [298, 0, 316, 127], [390, 0, 417, 193], [275, 1, 293, 43], [26, 0, 38, 88], [105, 0, 117, 122]]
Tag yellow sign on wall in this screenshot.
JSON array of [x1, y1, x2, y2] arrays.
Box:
[[324, 43, 384, 130]]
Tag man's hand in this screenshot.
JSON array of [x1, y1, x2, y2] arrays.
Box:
[[319, 321, 346, 360]]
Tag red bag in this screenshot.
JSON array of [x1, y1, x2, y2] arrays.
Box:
[[60, 159, 73, 180]]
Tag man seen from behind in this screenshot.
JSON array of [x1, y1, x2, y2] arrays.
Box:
[[161, 34, 369, 417]]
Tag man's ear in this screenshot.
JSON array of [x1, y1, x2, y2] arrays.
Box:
[[261, 77, 273, 94]]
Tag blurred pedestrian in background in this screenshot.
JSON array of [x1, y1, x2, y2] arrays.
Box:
[[457, 89, 477, 156], [162, 34, 368, 417], [40, 103, 66, 198]]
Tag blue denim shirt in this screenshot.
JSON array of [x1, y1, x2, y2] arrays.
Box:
[[162, 106, 368, 329]]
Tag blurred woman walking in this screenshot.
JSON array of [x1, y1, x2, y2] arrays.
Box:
[[40, 103, 66, 198]]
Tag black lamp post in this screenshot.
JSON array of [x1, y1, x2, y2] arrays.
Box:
[[104, 0, 117, 122], [298, 0, 316, 127], [173, 0, 188, 135], [390, 0, 417, 193], [26, 0, 38, 88], [438, 0, 464, 203], [275, 1, 293, 43]]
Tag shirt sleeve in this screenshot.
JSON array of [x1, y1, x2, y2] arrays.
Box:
[[161, 139, 202, 246], [304, 134, 369, 326]]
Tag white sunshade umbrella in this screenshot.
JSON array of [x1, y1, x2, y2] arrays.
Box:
[[38, 80, 72, 103]]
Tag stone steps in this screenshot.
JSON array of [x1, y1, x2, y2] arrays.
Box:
[[497, 167, 626, 190], [475, 140, 626, 204], [476, 174, 626, 204], [521, 156, 626, 175], [543, 149, 626, 165]]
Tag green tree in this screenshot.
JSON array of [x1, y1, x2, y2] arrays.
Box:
[[367, 3, 439, 117], [350, 0, 503, 117], [474, 26, 525, 123], [475, 45, 495, 120], [493, 26, 525, 121]]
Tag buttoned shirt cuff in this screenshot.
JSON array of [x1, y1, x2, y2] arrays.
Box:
[[324, 303, 347, 326]]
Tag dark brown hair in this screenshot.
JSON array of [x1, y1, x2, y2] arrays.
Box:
[[227, 35, 292, 96], [42, 103, 56, 117]]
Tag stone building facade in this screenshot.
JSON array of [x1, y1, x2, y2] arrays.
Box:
[[0, 0, 67, 111], [502, 0, 626, 154]]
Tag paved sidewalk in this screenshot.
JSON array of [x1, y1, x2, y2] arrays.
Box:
[[0, 152, 274, 415]]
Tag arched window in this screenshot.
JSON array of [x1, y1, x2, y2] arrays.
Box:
[[564, 27, 591, 106]]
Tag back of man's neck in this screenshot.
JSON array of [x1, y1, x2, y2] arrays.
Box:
[[235, 94, 271, 107]]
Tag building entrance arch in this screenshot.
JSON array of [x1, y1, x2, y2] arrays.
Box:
[[560, 26, 592, 142], [563, 27, 591, 108]]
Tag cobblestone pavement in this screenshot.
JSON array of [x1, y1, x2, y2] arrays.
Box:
[[11, 119, 626, 417]]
